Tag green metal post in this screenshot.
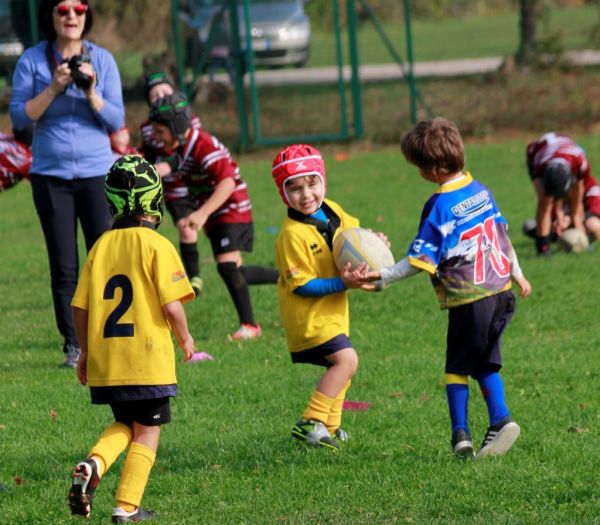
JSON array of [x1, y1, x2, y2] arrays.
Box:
[[332, 0, 349, 138], [228, 0, 251, 150], [28, 0, 38, 44], [170, 0, 188, 98], [402, 0, 418, 123], [241, 0, 262, 142], [346, 0, 363, 138]]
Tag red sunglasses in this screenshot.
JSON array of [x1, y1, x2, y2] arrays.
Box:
[[54, 3, 88, 16]]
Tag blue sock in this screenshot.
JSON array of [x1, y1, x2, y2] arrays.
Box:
[[446, 383, 470, 434], [476, 371, 510, 426]]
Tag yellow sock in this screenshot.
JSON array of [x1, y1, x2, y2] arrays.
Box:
[[326, 380, 351, 435], [115, 442, 156, 509], [88, 422, 133, 477], [303, 390, 336, 424]]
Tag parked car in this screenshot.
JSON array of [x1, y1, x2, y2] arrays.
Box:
[[180, 0, 311, 69], [0, 0, 32, 79]]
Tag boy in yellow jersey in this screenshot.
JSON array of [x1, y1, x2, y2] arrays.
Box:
[[67, 155, 196, 523], [272, 144, 378, 451]]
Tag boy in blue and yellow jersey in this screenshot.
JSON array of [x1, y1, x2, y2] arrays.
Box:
[[354, 118, 532, 459], [272, 144, 378, 451], [67, 155, 196, 523]]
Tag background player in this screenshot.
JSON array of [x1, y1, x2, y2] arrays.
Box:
[[149, 92, 278, 340]]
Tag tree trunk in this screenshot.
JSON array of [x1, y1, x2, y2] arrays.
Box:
[[516, 0, 538, 65]]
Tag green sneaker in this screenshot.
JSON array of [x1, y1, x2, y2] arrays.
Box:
[[189, 276, 204, 298], [291, 419, 339, 451]]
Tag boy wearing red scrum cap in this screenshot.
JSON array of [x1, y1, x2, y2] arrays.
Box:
[[272, 144, 375, 451]]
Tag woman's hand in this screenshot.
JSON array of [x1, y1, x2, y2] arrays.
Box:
[[50, 61, 72, 95]]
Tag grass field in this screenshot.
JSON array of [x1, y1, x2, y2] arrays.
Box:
[[1, 139, 599, 524]]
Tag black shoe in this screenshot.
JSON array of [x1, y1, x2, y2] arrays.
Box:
[[476, 416, 521, 459], [112, 507, 158, 523], [67, 458, 101, 518], [291, 419, 339, 451], [451, 428, 474, 457]]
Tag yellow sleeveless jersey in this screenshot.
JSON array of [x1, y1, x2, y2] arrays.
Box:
[[275, 199, 359, 352], [72, 226, 195, 387]]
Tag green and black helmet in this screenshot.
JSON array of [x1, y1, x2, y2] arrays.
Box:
[[148, 91, 192, 144], [105, 155, 164, 224]]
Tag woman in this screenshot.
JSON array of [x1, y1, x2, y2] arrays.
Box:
[[10, 0, 124, 368]]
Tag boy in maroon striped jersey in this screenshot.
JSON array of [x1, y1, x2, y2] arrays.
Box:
[[139, 72, 205, 298], [149, 91, 278, 340]]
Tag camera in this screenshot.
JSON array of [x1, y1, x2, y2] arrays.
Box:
[[62, 54, 92, 90]]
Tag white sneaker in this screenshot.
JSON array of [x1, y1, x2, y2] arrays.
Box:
[[476, 417, 521, 459]]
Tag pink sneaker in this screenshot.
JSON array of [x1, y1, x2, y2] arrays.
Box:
[[228, 323, 262, 341], [188, 351, 214, 363]]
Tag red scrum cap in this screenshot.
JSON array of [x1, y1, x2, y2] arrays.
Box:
[[272, 144, 326, 207]]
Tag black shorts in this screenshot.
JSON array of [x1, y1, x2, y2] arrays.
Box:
[[446, 291, 516, 376], [110, 397, 171, 426], [166, 196, 197, 224], [291, 334, 353, 367], [206, 222, 254, 255]]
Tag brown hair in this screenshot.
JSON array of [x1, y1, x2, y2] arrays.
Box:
[[38, 0, 94, 42], [400, 117, 465, 176]]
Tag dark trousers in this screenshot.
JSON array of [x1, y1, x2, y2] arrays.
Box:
[[31, 175, 112, 349]]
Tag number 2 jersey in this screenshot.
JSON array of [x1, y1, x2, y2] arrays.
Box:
[[406, 172, 512, 309], [71, 226, 194, 390]]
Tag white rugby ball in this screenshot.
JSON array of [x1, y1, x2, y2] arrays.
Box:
[[557, 228, 589, 253], [332, 227, 394, 291]]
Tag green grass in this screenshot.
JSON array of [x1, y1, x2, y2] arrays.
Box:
[[308, 5, 600, 67], [1, 140, 600, 524]]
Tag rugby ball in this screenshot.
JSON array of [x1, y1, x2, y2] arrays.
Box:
[[557, 228, 589, 253], [332, 227, 394, 291]]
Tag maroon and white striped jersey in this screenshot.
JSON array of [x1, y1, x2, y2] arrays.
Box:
[[139, 114, 201, 202], [177, 127, 252, 229], [0, 133, 31, 192], [526, 132, 590, 181]]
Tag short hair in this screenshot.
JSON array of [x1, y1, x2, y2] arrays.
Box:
[[541, 159, 575, 198], [401, 117, 465, 176], [38, 0, 94, 42]]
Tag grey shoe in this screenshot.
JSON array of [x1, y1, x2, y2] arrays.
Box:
[[291, 419, 339, 451], [476, 417, 521, 459], [333, 427, 350, 443], [61, 344, 80, 368]]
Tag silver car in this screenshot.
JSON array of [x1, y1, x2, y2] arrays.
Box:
[[181, 0, 311, 68]]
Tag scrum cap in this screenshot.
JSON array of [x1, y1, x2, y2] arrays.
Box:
[[541, 158, 576, 198], [105, 155, 164, 224], [272, 144, 326, 207], [148, 91, 192, 144], [143, 71, 175, 104]]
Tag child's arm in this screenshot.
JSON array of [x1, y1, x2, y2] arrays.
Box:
[[72, 306, 89, 386], [162, 300, 195, 362], [187, 177, 236, 231], [294, 264, 375, 296], [351, 257, 420, 285], [508, 242, 532, 298]]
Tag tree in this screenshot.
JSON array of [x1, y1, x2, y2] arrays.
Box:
[[515, 0, 539, 65]]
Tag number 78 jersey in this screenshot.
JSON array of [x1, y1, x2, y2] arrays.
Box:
[[407, 172, 512, 309], [72, 227, 195, 387]]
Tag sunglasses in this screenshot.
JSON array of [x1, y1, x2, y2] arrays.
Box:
[[54, 3, 88, 17]]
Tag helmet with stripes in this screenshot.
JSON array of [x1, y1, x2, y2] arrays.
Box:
[[105, 154, 164, 224], [272, 144, 326, 207]]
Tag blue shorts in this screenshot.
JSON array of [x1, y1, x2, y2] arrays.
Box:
[[291, 334, 353, 367], [446, 291, 515, 376]]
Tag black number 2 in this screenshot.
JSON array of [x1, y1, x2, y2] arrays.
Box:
[[103, 274, 134, 338]]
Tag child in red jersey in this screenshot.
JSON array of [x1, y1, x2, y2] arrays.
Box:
[[149, 91, 278, 341], [0, 130, 31, 192], [139, 72, 205, 298]]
